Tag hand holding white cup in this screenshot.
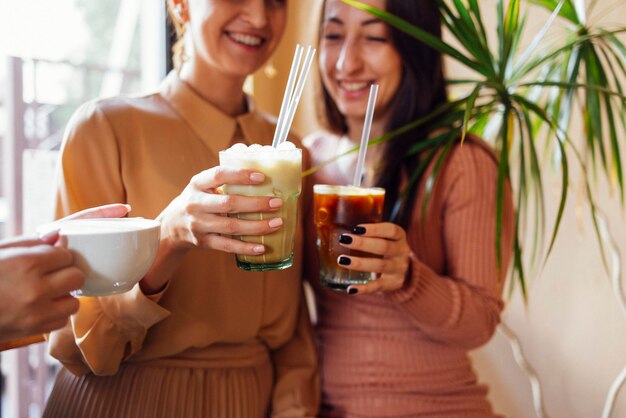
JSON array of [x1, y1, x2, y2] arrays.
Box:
[[39, 207, 160, 297]]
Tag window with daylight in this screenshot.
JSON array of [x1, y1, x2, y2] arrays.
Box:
[[0, 1, 166, 416]]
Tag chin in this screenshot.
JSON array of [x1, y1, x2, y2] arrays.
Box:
[[337, 105, 366, 120], [226, 60, 265, 78], [336, 96, 369, 111]]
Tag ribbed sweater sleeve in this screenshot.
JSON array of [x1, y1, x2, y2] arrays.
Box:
[[387, 143, 514, 349]]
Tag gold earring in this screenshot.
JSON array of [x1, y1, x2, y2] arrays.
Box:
[[264, 62, 277, 79], [176, 3, 188, 23]]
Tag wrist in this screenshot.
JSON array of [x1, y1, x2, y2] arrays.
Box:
[[139, 279, 168, 295], [386, 252, 420, 302], [156, 208, 195, 252], [139, 236, 187, 295]]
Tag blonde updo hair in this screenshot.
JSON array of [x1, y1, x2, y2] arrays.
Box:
[[167, 1, 187, 71]]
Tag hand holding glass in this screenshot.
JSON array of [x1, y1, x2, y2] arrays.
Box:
[[314, 185, 385, 290], [219, 142, 302, 271]]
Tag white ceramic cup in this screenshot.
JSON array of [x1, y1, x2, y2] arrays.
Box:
[[54, 218, 161, 297]]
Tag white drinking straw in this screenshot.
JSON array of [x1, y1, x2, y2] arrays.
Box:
[[277, 46, 316, 146], [352, 84, 379, 187], [272, 44, 304, 148]]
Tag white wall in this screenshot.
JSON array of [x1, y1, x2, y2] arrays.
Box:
[[472, 169, 626, 417], [465, 2, 626, 417]]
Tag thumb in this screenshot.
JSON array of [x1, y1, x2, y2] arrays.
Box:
[[39, 228, 60, 244], [54, 235, 68, 248], [62, 203, 131, 221]]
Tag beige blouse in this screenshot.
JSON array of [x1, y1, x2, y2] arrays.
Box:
[[48, 72, 319, 416]]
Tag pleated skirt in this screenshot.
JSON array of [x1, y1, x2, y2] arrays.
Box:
[[43, 360, 273, 418], [319, 394, 502, 418]]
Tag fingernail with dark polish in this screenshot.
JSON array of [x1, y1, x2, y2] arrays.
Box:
[[353, 226, 366, 235], [339, 234, 352, 244], [347, 287, 359, 295], [338, 256, 351, 266]]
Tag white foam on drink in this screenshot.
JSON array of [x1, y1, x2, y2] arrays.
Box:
[[224, 141, 297, 154], [313, 184, 385, 196], [221, 141, 301, 173], [219, 142, 302, 196]]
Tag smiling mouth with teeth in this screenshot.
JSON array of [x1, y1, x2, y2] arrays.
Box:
[[226, 31, 265, 47], [340, 81, 372, 92]]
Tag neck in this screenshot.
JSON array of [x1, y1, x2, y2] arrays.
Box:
[[180, 56, 248, 116], [346, 116, 387, 179], [346, 117, 386, 145]]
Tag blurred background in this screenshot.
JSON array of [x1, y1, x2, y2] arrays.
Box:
[[1, 0, 625, 417], [0, 1, 166, 417]]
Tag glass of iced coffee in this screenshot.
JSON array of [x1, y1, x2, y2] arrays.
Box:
[[313, 184, 385, 290], [219, 141, 302, 272]]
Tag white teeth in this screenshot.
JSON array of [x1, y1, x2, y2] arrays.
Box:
[[340, 82, 370, 91], [229, 33, 263, 46]]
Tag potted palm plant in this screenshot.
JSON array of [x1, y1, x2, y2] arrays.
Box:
[[324, 0, 626, 298]]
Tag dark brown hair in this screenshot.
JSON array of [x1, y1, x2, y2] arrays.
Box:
[[319, 0, 447, 227]]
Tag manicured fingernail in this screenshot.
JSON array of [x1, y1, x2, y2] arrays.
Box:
[[124, 204, 132, 212], [353, 226, 366, 235], [268, 217, 283, 228], [347, 287, 359, 295], [339, 234, 352, 244], [253, 245, 265, 253], [250, 172, 265, 182], [338, 256, 351, 266], [39, 227, 60, 242], [269, 198, 283, 208]]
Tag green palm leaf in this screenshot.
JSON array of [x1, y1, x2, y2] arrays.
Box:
[[500, 0, 522, 79], [440, 1, 496, 77], [527, 0, 580, 24], [519, 107, 547, 268], [340, 0, 491, 76], [328, 0, 626, 298], [461, 85, 483, 144]]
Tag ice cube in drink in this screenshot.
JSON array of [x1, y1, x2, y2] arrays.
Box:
[[313, 184, 385, 291], [219, 141, 302, 271]]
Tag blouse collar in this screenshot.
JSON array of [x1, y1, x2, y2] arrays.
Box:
[[159, 71, 271, 155]]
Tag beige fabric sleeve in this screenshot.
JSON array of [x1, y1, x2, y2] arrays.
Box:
[[49, 102, 170, 376]]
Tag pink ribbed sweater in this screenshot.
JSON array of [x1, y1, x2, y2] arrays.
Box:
[[303, 133, 514, 418]]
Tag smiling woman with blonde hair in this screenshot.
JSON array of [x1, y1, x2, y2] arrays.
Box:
[[42, 1, 319, 417]]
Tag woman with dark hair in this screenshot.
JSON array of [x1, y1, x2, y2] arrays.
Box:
[[303, 0, 515, 416], [43, 1, 319, 417]]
